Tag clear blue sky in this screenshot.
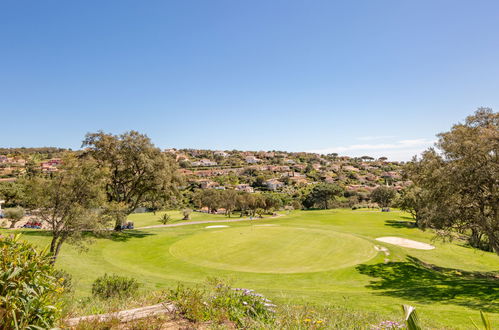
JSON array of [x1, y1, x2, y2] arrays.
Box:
[[1, 1, 498, 160]]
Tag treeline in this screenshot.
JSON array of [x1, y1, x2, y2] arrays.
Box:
[[0, 147, 70, 157], [191, 189, 290, 217]]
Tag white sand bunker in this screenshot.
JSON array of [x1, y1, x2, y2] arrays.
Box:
[[205, 225, 229, 229], [376, 237, 435, 250]]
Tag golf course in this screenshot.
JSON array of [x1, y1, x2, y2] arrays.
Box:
[[7, 209, 499, 328]]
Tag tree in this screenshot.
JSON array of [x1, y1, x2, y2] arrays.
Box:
[[25, 155, 107, 262], [82, 131, 181, 230], [3, 207, 25, 229], [406, 108, 499, 254], [371, 186, 396, 209], [0, 180, 26, 207], [395, 185, 427, 227], [303, 183, 343, 209]]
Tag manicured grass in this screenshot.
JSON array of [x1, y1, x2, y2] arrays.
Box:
[[5, 209, 499, 328], [170, 226, 376, 273]]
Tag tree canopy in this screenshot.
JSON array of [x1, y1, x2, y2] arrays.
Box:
[[82, 131, 182, 229], [406, 108, 499, 254]]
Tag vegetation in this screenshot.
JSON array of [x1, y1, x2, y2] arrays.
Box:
[[371, 186, 397, 209], [3, 209, 498, 328], [82, 131, 181, 230], [3, 206, 25, 228], [405, 108, 499, 254], [302, 183, 343, 209], [0, 234, 63, 328], [168, 279, 275, 327], [25, 155, 107, 262], [92, 274, 140, 300]]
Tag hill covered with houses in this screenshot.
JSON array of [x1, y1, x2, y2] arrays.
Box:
[[0, 147, 409, 209], [168, 148, 409, 208]]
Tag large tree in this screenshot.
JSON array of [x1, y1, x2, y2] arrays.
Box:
[[303, 183, 343, 209], [82, 131, 181, 229], [406, 108, 499, 254], [370, 186, 397, 209], [26, 155, 107, 262]]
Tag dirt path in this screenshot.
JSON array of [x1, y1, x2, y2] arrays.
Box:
[[138, 214, 283, 229], [65, 303, 176, 326]]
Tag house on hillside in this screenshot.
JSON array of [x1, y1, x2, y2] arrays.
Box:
[[192, 159, 218, 167], [235, 184, 254, 193], [245, 156, 260, 164], [265, 179, 284, 191], [214, 151, 229, 157]]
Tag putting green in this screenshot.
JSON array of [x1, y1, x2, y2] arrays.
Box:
[[169, 226, 377, 273]]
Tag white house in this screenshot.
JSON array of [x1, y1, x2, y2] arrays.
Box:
[[245, 156, 260, 164], [265, 179, 284, 191], [192, 159, 218, 167], [214, 151, 229, 157]]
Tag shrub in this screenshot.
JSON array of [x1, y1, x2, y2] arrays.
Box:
[[92, 273, 140, 299], [3, 207, 25, 228], [159, 213, 171, 224], [182, 208, 192, 220], [54, 268, 74, 293], [0, 234, 63, 328], [168, 278, 275, 327]]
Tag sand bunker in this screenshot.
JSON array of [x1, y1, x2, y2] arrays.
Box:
[[375, 237, 435, 250], [205, 225, 229, 229]]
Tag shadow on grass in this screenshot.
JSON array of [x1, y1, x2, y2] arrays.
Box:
[[356, 256, 499, 312], [16, 229, 155, 242], [384, 219, 416, 228]]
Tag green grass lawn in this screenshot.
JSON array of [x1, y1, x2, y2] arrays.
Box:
[[127, 210, 246, 227], [5, 209, 499, 328]]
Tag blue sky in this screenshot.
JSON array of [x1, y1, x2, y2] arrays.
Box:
[[1, 1, 498, 160]]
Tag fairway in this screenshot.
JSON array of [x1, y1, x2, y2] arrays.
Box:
[[6, 209, 499, 328], [170, 226, 376, 273]]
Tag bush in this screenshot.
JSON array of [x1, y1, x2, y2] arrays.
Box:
[[159, 213, 171, 224], [92, 273, 140, 299], [0, 234, 63, 328], [168, 278, 275, 327], [54, 269, 74, 293], [182, 208, 192, 220], [3, 207, 25, 228]]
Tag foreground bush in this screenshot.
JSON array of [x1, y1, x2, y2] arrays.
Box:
[[92, 273, 140, 299], [0, 234, 63, 328], [168, 278, 275, 327]]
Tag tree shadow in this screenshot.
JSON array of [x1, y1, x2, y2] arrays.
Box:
[[13, 229, 155, 242], [384, 219, 416, 228], [356, 256, 499, 312], [102, 230, 155, 242]]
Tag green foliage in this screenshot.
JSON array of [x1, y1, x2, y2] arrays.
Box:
[[406, 108, 499, 254], [302, 183, 343, 209], [182, 208, 192, 220], [402, 305, 421, 330], [3, 207, 25, 228], [159, 213, 171, 224], [471, 311, 492, 330], [370, 186, 397, 208], [82, 131, 182, 229], [168, 279, 275, 327], [91, 273, 140, 299], [0, 180, 26, 207], [0, 234, 62, 329], [53, 268, 74, 294], [25, 155, 108, 262]]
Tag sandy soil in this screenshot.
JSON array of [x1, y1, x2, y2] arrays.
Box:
[[375, 236, 435, 250]]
